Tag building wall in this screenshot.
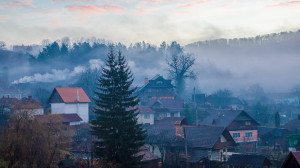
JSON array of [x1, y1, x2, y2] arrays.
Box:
[[137, 113, 154, 125], [33, 108, 44, 115], [51, 103, 65, 114], [230, 130, 258, 143], [51, 103, 89, 123]]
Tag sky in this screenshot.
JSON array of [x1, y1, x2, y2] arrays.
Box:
[[0, 0, 300, 46]]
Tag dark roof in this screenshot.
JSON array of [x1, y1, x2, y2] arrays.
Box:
[[200, 110, 258, 127], [35, 114, 82, 124], [146, 99, 183, 112], [137, 106, 155, 114], [185, 126, 226, 148], [284, 119, 300, 133], [258, 126, 275, 136], [281, 151, 300, 167], [138, 75, 173, 92], [227, 154, 272, 167], [48, 87, 91, 103], [147, 117, 187, 144]]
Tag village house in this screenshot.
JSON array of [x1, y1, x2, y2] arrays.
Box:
[[146, 117, 236, 167], [200, 110, 259, 152], [283, 116, 300, 151], [35, 113, 83, 126], [226, 154, 272, 168], [0, 95, 44, 115], [281, 151, 300, 168], [136, 75, 183, 125], [48, 87, 91, 123], [137, 75, 178, 104]]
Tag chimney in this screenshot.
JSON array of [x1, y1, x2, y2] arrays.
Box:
[[175, 121, 184, 137], [77, 89, 80, 102], [144, 78, 149, 85]]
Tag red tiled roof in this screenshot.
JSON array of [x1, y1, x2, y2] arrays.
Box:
[[35, 113, 82, 124], [18, 97, 43, 108], [0, 96, 43, 109], [55, 87, 91, 103], [292, 151, 300, 164]]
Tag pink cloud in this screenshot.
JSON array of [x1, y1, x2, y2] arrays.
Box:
[[0, 15, 9, 19], [52, 21, 61, 25], [0, 0, 33, 9], [179, 0, 210, 8], [77, 19, 86, 23], [222, 0, 236, 7], [137, 0, 186, 8], [266, 1, 300, 8], [65, 5, 125, 15], [138, 7, 158, 15], [52, 0, 91, 3]]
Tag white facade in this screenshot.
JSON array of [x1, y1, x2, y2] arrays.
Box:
[[51, 102, 89, 123], [137, 113, 155, 125]]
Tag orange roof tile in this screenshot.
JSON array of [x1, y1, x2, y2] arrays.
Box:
[[55, 87, 91, 103]]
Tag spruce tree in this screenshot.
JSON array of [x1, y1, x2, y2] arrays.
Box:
[[91, 48, 146, 168]]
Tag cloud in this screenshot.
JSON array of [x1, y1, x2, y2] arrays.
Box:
[[266, 1, 300, 8], [0, 15, 9, 19], [53, 0, 91, 3], [222, 0, 236, 7], [138, 7, 158, 15], [179, 0, 210, 8], [12, 59, 104, 84], [0, 0, 33, 9], [65, 5, 126, 15], [52, 21, 61, 26]]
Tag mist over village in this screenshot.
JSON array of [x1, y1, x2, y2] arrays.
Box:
[[1, 0, 300, 168]]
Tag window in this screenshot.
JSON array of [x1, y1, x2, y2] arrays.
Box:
[[245, 132, 252, 138], [245, 121, 251, 125], [144, 114, 150, 119], [233, 133, 240, 139]]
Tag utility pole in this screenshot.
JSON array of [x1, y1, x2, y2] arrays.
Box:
[[193, 87, 198, 125]]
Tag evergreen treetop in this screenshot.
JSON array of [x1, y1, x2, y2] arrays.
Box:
[[91, 47, 146, 168]]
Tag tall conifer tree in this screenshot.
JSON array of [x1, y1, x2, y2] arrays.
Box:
[[91, 48, 146, 167]]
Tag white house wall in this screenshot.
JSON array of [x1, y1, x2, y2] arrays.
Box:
[[51, 103, 89, 123], [137, 113, 154, 125], [51, 103, 65, 114]]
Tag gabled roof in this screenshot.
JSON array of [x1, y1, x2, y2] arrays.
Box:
[[147, 99, 183, 112], [138, 75, 173, 92], [137, 106, 155, 114], [184, 126, 236, 149], [200, 110, 258, 127], [281, 151, 300, 168], [48, 87, 91, 103], [147, 117, 187, 144], [0, 96, 43, 109], [35, 113, 82, 124], [227, 154, 272, 167], [284, 119, 300, 133]]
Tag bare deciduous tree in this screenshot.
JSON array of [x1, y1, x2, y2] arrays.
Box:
[[167, 53, 195, 96]]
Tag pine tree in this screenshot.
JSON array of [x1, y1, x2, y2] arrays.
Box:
[[91, 48, 146, 168]]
